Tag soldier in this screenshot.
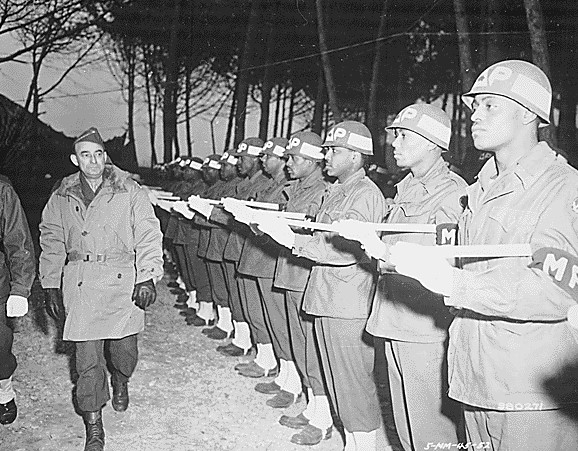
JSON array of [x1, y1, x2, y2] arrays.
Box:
[[336, 104, 467, 450], [216, 137, 268, 358], [197, 151, 243, 339], [188, 154, 228, 327], [271, 132, 334, 446], [257, 122, 389, 450], [235, 137, 290, 380], [390, 60, 578, 450], [0, 176, 35, 425], [169, 158, 206, 313], [39, 127, 163, 451]]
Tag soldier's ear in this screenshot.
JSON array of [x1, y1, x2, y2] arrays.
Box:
[[70, 153, 79, 167]]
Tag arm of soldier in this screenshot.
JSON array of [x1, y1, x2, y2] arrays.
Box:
[[131, 186, 164, 284], [294, 189, 386, 265], [1, 184, 36, 297], [39, 193, 67, 289], [448, 197, 578, 321]]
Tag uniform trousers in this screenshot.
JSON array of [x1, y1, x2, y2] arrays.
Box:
[[75, 334, 138, 412], [0, 301, 16, 380], [238, 275, 271, 345], [464, 406, 578, 451], [206, 260, 229, 308], [173, 244, 195, 291], [186, 245, 211, 302], [286, 290, 325, 395], [223, 260, 243, 322], [384, 339, 462, 451], [257, 277, 290, 360], [315, 316, 381, 432]]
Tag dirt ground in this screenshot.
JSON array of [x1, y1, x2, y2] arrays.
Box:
[[0, 269, 402, 451]]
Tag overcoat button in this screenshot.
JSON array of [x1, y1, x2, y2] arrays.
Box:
[[78, 281, 82, 287], [118, 274, 122, 279]]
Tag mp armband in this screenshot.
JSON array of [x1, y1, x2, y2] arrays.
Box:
[[529, 247, 578, 301]]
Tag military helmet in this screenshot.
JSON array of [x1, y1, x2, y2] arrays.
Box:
[[203, 154, 222, 170], [322, 121, 373, 155], [261, 137, 289, 157], [285, 131, 324, 160], [462, 59, 552, 126], [220, 151, 239, 166], [236, 137, 265, 157], [386, 103, 452, 150]]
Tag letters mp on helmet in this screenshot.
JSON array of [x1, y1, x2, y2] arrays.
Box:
[[462, 59, 552, 126], [262, 137, 289, 157], [323, 121, 373, 155], [236, 137, 265, 157], [285, 131, 324, 160], [220, 151, 239, 166], [386, 103, 452, 150]]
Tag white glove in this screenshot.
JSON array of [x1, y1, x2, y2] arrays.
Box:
[[157, 199, 174, 212], [146, 190, 159, 206], [188, 196, 214, 218], [6, 295, 28, 317], [389, 241, 455, 296], [255, 215, 296, 249], [173, 201, 195, 220], [332, 219, 388, 260], [222, 198, 257, 225]]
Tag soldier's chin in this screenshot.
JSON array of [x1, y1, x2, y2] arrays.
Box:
[[472, 135, 492, 151]]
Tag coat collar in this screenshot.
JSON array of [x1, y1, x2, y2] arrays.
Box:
[[56, 164, 130, 199], [477, 141, 556, 192], [396, 158, 448, 196]]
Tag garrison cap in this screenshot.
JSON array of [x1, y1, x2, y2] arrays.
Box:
[[74, 127, 105, 150], [284, 131, 324, 160], [236, 137, 265, 157], [262, 137, 289, 157], [387, 103, 452, 150], [462, 59, 552, 126], [323, 121, 373, 155]]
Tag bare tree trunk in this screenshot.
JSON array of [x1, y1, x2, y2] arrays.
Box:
[[126, 42, 137, 170], [523, 0, 556, 146], [163, 0, 181, 162], [185, 68, 192, 156], [315, 0, 342, 123], [286, 84, 296, 138], [225, 85, 237, 150], [143, 47, 157, 167], [273, 84, 282, 137], [367, 0, 389, 144], [453, 0, 476, 175], [280, 85, 288, 137], [233, 0, 262, 145], [453, 0, 475, 92], [258, 22, 275, 140], [312, 66, 325, 135], [486, 0, 502, 65]]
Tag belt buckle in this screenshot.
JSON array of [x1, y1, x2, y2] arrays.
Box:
[[96, 254, 106, 263]]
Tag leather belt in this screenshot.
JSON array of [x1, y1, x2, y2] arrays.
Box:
[[67, 251, 133, 263]]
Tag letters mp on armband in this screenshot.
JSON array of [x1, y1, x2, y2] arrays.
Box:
[[529, 247, 578, 301], [435, 223, 458, 246]]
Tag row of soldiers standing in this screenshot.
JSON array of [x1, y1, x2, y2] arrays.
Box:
[[154, 59, 578, 451]]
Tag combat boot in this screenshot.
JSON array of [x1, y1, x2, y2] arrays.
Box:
[[83, 410, 105, 451], [111, 372, 129, 412], [0, 399, 17, 425]]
